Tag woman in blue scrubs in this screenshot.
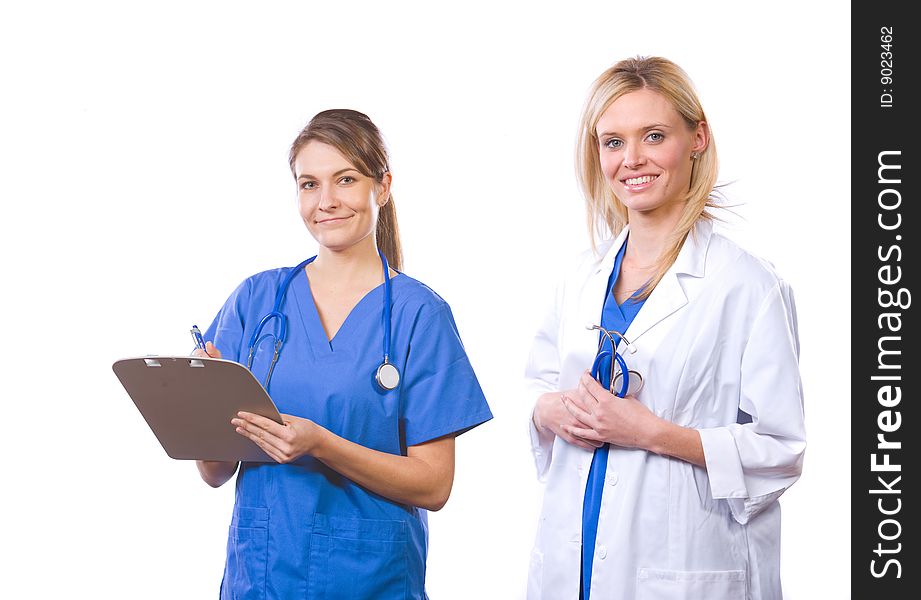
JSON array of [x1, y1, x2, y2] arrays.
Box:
[[194, 109, 492, 599]]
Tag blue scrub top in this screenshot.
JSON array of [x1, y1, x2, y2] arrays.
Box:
[[581, 239, 645, 600], [204, 265, 493, 600]]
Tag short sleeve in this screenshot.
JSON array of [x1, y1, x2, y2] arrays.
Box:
[[202, 278, 252, 364], [399, 304, 492, 447]]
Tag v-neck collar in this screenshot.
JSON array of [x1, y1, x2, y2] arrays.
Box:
[[608, 237, 629, 316], [290, 266, 400, 355]]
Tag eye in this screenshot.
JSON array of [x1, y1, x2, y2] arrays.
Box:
[[646, 132, 664, 143], [338, 175, 356, 185], [300, 180, 318, 190], [604, 138, 623, 149]]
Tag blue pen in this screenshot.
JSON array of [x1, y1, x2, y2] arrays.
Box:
[[190, 325, 207, 352]]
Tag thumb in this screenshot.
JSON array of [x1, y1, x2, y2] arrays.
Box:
[[205, 341, 222, 359]]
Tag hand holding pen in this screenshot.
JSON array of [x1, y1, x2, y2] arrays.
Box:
[[191, 325, 222, 359]]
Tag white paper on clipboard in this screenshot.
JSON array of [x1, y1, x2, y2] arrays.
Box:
[[112, 356, 284, 461]]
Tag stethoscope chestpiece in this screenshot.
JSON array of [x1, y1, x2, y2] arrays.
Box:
[[376, 360, 400, 391], [612, 369, 644, 396]]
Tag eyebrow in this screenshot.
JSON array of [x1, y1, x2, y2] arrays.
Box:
[[297, 168, 361, 180], [598, 122, 674, 138]]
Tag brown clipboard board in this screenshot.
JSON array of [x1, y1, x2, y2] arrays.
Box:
[[112, 356, 284, 461]]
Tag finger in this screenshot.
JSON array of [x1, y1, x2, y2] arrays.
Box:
[[566, 424, 603, 442], [555, 425, 598, 450], [578, 381, 603, 407], [234, 423, 288, 461], [559, 434, 599, 451], [573, 435, 605, 449], [192, 348, 208, 358], [238, 411, 285, 435], [562, 396, 595, 427], [568, 387, 598, 414], [566, 388, 598, 415], [233, 417, 288, 453], [205, 341, 222, 359], [236, 427, 286, 463], [580, 372, 607, 402]]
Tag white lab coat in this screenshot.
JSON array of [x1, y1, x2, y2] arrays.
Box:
[[526, 219, 805, 600]]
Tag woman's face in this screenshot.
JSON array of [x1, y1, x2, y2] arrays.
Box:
[[294, 141, 390, 252], [596, 88, 707, 217]]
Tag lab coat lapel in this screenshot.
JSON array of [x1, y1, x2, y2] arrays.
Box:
[[580, 228, 630, 334], [624, 271, 686, 345], [624, 220, 712, 345]]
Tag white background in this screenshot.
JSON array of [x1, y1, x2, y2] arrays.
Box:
[[0, 1, 849, 598]]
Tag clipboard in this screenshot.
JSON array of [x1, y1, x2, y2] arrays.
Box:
[[112, 356, 284, 462]]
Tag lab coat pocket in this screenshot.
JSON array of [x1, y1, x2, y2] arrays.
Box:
[[636, 568, 746, 600], [306, 514, 411, 600], [222, 507, 269, 600]]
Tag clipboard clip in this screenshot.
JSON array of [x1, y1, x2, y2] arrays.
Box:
[[144, 357, 205, 368]]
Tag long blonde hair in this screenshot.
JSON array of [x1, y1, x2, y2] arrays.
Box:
[[288, 109, 403, 271], [575, 56, 719, 299]]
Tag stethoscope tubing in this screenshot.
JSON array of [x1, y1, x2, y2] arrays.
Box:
[[592, 348, 630, 398], [382, 251, 392, 365], [247, 257, 314, 352], [246, 250, 397, 391], [588, 324, 637, 398]]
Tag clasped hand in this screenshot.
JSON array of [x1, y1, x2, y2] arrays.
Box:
[[559, 371, 659, 450]]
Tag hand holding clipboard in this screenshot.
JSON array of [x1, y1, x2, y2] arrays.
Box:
[[113, 338, 284, 462]]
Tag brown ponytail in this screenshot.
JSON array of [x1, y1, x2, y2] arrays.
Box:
[[375, 200, 402, 272], [289, 109, 404, 270]]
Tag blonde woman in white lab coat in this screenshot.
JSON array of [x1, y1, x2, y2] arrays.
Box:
[[526, 56, 805, 600]]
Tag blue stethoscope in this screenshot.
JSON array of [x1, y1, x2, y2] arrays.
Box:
[[587, 325, 643, 398], [246, 248, 400, 392]]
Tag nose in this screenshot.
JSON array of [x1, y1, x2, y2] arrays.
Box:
[[318, 186, 339, 211], [622, 144, 645, 169]]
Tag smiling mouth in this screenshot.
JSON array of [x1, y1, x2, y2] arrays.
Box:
[[623, 175, 658, 186], [316, 216, 352, 224]]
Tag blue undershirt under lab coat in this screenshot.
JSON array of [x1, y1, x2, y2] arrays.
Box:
[[204, 264, 492, 600], [581, 239, 646, 600]]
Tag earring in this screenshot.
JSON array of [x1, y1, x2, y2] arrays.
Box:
[[691, 152, 700, 160]]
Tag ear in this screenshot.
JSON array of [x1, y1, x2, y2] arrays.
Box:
[[692, 121, 709, 154], [377, 172, 393, 207]]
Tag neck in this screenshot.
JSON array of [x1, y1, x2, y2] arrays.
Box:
[[624, 202, 684, 264], [310, 236, 383, 285]]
